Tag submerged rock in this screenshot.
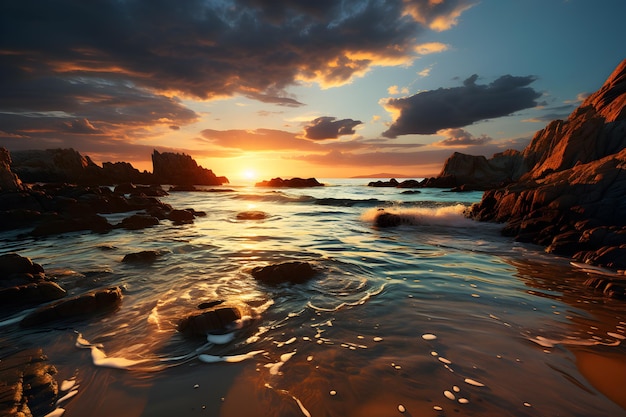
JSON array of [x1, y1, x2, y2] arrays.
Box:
[[119, 213, 160, 230], [20, 286, 123, 327], [251, 261, 318, 285], [374, 211, 404, 228], [0, 281, 67, 306], [236, 210, 268, 220], [121, 250, 161, 263]]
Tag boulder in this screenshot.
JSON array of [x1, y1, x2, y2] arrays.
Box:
[[119, 214, 160, 230], [368, 178, 399, 187], [177, 304, 246, 337], [122, 250, 161, 263], [0, 253, 44, 281], [20, 286, 123, 327], [0, 281, 67, 306], [10, 148, 103, 184], [251, 261, 318, 285], [255, 177, 323, 188], [168, 209, 195, 223]]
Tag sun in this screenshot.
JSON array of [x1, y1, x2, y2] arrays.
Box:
[[242, 168, 257, 182]]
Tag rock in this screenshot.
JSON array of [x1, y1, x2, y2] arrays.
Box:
[[20, 286, 123, 327], [0, 282, 67, 306], [0, 147, 23, 192], [30, 213, 113, 236], [10, 148, 103, 184], [119, 213, 160, 230], [236, 211, 268, 220], [255, 177, 323, 188], [0, 348, 59, 417], [467, 59, 626, 276], [168, 209, 195, 223], [0, 253, 44, 280], [422, 149, 526, 190], [122, 250, 161, 263], [152, 150, 228, 185], [251, 261, 318, 284], [177, 304, 246, 337], [368, 178, 399, 187], [374, 211, 404, 228]]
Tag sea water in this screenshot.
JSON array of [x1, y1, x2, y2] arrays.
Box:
[[1, 178, 625, 417]]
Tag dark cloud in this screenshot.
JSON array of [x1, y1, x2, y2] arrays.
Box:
[[382, 74, 541, 137], [303, 117, 363, 140], [434, 128, 491, 147], [60, 118, 103, 135]]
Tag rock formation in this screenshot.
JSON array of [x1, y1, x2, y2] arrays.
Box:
[[421, 149, 527, 190], [468, 59, 626, 276], [7, 147, 229, 186], [151, 150, 228, 185]]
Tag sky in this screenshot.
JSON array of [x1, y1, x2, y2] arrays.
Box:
[[1, 0, 624, 183]]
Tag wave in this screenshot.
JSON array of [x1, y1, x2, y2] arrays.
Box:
[[361, 204, 476, 227]]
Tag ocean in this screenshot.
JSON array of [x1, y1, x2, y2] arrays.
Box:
[[1, 178, 625, 417]]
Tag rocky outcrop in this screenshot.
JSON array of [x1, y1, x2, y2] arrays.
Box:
[[255, 177, 323, 187], [151, 150, 228, 185], [468, 59, 626, 273], [10, 148, 103, 184], [7, 147, 229, 186], [421, 149, 527, 190], [0, 147, 23, 192]]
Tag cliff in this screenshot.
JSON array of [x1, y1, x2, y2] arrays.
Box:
[[468, 58, 626, 274]]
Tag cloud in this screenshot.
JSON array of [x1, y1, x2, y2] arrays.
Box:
[[60, 118, 103, 134], [414, 42, 449, 55], [303, 117, 363, 140], [434, 128, 492, 147], [381, 73, 541, 137], [0, 0, 475, 156]]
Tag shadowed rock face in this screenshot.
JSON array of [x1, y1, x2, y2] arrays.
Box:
[[468, 59, 626, 274]]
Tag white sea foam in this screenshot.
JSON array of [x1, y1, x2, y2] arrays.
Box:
[[529, 335, 621, 348], [198, 350, 265, 363], [361, 204, 474, 227], [207, 332, 236, 344]]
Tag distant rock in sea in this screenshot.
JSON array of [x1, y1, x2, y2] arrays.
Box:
[[255, 177, 324, 188], [467, 59, 626, 277]]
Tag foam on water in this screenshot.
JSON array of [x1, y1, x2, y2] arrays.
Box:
[[361, 204, 474, 227]]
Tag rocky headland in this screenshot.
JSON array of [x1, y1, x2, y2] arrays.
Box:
[[465, 59, 626, 295]]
